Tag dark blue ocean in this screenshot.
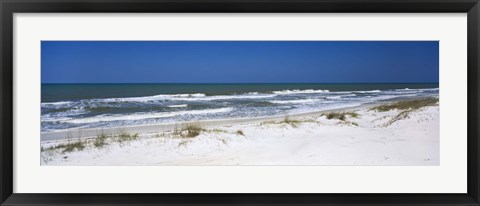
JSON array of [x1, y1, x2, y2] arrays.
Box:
[[41, 83, 439, 132]]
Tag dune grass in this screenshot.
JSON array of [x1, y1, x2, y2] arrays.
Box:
[[262, 116, 303, 128], [236, 130, 245, 136], [42, 131, 142, 154], [325, 112, 359, 121], [46, 140, 86, 153], [370, 98, 438, 112], [168, 123, 249, 139], [260, 116, 317, 128], [174, 123, 203, 138], [209, 128, 228, 133], [283, 116, 301, 124], [184, 124, 202, 137], [115, 132, 140, 143], [385, 110, 411, 126], [281, 116, 302, 127], [93, 133, 109, 148], [370, 98, 439, 126], [337, 121, 359, 127]]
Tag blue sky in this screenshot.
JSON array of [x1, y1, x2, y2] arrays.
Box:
[[41, 41, 438, 83]]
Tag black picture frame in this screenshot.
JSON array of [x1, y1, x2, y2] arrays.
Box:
[[1, 0, 479, 205]]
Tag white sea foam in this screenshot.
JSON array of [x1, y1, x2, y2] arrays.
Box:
[[41, 101, 73, 107], [86, 93, 277, 103], [371, 95, 397, 100], [58, 107, 234, 124], [269, 99, 319, 104], [326, 96, 343, 100], [272, 89, 330, 95], [419, 88, 439, 91], [201, 94, 276, 101], [356, 90, 381, 93], [168, 104, 188, 108], [41, 116, 73, 122], [101, 93, 207, 102], [41, 106, 87, 119]]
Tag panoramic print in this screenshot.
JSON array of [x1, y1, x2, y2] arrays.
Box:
[[40, 41, 439, 165]]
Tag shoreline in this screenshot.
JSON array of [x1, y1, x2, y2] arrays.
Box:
[[40, 96, 435, 142]]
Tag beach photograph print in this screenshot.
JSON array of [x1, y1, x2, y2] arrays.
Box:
[[41, 41, 439, 166]]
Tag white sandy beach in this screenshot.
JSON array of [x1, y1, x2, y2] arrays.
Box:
[[41, 98, 439, 166]]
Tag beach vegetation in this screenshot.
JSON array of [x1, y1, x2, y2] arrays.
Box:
[[174, 123, 203, 138], [93, 133, 109, 148], [283, 116, 301, 124], [208, 128, 228, 133], [47, 140, 86, 153], [62, 141, 86, 153], [155, 133, 169, 138], [384, 110, 411, 126], [260, 120, 276, 126], [369, 98, 439, 126], [370, 98, 438, 112], [115, 132, 139, 143], [236, 130, 245, 136], [42, 131, 143, 153], [260, 117, 317, 128], [326, 113, 345, 121], [345, 112, 359, 118], [280, 116, 302, 127], [336, 121, 359, 127], [325, 112, 359, 121]]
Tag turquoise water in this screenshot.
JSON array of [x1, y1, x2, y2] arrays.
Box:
[[41, 83, 439, 132]]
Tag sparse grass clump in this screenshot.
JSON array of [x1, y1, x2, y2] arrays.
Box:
[[236, 130, 245, 136], [283, 116, 301, 124], [116, 132, 139, 143], [48, 140, 86, 153], [337, 121, 359, 127], [93, 133, 109, 148], [278, 116, 302, 127], [326, 113, 346, 121], [345, 112, 359, 118], [260, 116, 318, 128], [370, 98, 438, 112], [385, 110, 411, 126], [260, 120, 276, 126], [63, 141, 85, 153], [325, 112, 359, 121], [184, 124, 202, 138], [174, 123, 203, 138], [209, 128, 228, 133], [41, 131, 142, 155], [173, 123, 244, 138]]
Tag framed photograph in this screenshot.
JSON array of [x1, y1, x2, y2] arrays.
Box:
[[1, 0, 479, 205]]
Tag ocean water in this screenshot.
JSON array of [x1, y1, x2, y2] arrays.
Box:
[[41, 83, 439, 132]]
